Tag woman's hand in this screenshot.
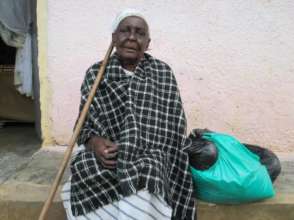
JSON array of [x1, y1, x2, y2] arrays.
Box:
[[86, 136, 118, 169]]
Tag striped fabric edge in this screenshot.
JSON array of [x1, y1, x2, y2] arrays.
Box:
[[61, 180, 172, 220]]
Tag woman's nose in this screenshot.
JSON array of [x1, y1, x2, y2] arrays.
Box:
[[128, 30, 136, 40]]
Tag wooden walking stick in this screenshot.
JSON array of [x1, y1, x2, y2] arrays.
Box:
[[38, 42, 114, 220]]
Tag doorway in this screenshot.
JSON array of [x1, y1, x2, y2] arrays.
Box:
[[0, 0, 41, 182]]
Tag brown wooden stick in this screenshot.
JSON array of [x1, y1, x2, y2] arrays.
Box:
[[38, 42, 114, 220]]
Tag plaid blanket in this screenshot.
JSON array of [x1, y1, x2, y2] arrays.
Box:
[[70, 53, 196, 219]]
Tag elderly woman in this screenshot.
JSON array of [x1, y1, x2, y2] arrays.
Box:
[[62, 9, 197, 220]]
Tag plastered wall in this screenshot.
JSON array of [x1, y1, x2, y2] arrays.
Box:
[[39, 0, 294, 152]]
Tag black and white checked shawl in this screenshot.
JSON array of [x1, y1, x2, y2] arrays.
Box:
[[70, 53, 196, 219]]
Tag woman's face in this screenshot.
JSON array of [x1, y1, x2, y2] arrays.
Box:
[[112, 16, 150, 66]]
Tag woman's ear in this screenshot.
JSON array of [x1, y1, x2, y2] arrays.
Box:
[[145, 38, 151, 51], [112, 33, 116, 45]]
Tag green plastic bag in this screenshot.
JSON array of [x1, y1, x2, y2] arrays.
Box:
[[190, 132, 275, 204]]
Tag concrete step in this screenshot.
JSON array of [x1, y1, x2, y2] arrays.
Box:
[[0, 147, 293, 220], [0, 147, 68, 220], [198, 193, 294, 220]]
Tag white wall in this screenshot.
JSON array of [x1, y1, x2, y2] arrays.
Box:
[[45, 0, 294, 152]]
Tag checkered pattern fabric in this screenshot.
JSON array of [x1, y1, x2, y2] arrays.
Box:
[[70, 53, 196, 219]]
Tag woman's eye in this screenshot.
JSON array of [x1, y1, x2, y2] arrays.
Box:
[[119, 28, 129, 33], [137, 31, 146, 36]]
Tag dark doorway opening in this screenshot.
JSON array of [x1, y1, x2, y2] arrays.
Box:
[[0, 0, 41, 183]]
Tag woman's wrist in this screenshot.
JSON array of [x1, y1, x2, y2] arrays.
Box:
[[85, 136, 95, 151]]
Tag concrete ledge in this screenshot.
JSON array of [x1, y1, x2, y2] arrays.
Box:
[[0, 200, 65, 220], [0, 183, 65, 220], [1, 184, 294, 220], [198, 194, 294, 220], [0, 147, 293, 220], [0, 147, 68, 220]]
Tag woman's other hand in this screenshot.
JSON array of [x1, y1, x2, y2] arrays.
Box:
[[86, 136, 118, 169]]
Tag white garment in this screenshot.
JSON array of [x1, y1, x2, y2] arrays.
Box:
[[0, 0, 36, 98], [0, 0, 34, 34], [62, 182, 172, 220], [0, 0, 35, 47], [122, 68, 134, 76], [0, 21, 25, 48], [14, 33, 33, 98]]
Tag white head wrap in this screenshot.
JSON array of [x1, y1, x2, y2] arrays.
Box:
[[112, 8, 147, 33]]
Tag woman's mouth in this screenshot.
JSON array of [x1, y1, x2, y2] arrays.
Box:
[[124, 47, 137, 53]]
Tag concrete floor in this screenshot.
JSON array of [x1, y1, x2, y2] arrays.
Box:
[[0, 123, 41, 184]]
